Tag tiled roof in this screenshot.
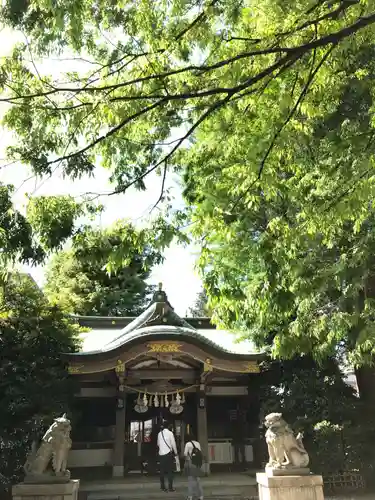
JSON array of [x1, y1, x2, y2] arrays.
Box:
[[77, 324, 261, 355], [71, 285, 263, 358]]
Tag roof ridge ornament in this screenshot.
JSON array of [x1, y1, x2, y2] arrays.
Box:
[[152, 282, 169, 304]]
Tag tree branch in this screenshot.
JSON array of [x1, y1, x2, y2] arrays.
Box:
[[175, 0, 219, 42], [232, 45, 335, 211], [4, 13, 375, 103], [26, 10, 375, 177], [47, 100, 166, 166], [2, 5, 374, 199], [282, 0, 360, 37], [105, 94, 234, 198], [151, 162, 168, 211]]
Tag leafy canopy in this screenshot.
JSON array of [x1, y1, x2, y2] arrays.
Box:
[[1, 1, 374, 192], [184, 34, 375, 366], [2, 1, 375, 364], [0, 183, 99, 266], [44, 223, 163, 316]]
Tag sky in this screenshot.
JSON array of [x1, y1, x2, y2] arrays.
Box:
[[0, 27, 202, 315]]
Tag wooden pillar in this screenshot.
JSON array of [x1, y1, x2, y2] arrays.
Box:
[[248, 371, 266, 468], [113, 361, 126, 477], [197, 383, 210, 475]]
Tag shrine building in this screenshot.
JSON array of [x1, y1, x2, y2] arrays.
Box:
[[64, 285, 266, 477]]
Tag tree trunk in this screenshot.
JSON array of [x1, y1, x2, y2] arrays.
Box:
[[355, 275, 375, 407], [355, 365, 375, 408]]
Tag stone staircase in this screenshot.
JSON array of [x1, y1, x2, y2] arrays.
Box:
[[78, 473, 258, 500], [77, 473, 371, 500]]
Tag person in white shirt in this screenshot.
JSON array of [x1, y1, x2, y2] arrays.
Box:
[[184, 432, 204, 500], [157, 421, 177, 492]]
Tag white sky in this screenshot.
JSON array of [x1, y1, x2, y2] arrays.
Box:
[[0, 27, 202, 315]]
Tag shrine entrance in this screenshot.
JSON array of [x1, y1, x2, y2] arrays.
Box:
[[66, 284, 264, 477], [124, 393, 197, 474]]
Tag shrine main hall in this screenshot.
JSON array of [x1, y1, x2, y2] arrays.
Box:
[[65, 285, 265, 477]]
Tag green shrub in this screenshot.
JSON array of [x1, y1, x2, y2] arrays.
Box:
[[0, 273, 80, 493], [310, 421, 346, 473]]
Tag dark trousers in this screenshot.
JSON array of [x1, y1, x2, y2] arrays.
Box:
[[159, 453, 174, 490]]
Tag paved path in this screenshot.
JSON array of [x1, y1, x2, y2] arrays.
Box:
[[326, 496, 375, 499]]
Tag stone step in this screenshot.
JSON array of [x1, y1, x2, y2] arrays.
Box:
[[83, 492, 373, 500], [85, 486, 258, 500], [82, 482, 258, 500], [78, 473, 258, 500], [86, 497, 258, 500], [80, 479, 257, 490], [86, 495, 258, 500]]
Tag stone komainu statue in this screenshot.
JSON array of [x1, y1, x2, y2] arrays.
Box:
[[24, 414, 72, 483], [264, 412, 309, 469]]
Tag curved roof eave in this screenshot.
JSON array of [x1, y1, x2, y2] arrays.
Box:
[[67, 325, 264, 361]]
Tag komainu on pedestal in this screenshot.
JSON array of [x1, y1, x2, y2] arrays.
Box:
[[256, 412, 324, 500], [23, 413, 72, 483], [12, 414, 79, 500], [264, 412, 309, 475]]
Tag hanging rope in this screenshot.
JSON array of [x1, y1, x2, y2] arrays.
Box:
[[122, 383, 197, 395]]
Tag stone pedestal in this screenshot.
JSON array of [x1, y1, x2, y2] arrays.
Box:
[[256, 472, 324, 500], [265, 467, 311, 477], [12, 479, 79, 500]]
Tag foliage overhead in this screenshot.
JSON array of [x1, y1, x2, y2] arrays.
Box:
[[44, 223, 163, 316], [1, 0, 373, 191], [0, 272, 80, 490], [0, 184, 42, 266], [188, 288, 211, 317], [0, 183, 99, 266], [2, 1, 375, 363], [188, 32, 375, 366]]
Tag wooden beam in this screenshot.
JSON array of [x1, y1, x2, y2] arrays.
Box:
[[200, 370, 214, 385], [128, 369, 196, 381], [67, 341, 262, 375]]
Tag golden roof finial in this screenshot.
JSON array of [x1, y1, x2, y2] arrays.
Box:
[[158, 282, 163, 291]]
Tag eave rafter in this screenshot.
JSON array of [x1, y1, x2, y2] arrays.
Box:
[[67, 338, 262, 376]]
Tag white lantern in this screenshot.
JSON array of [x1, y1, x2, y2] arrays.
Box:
[[135, 404, 148, 414], [154, 393, 159, 407], [170, 404, 183, 415]]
